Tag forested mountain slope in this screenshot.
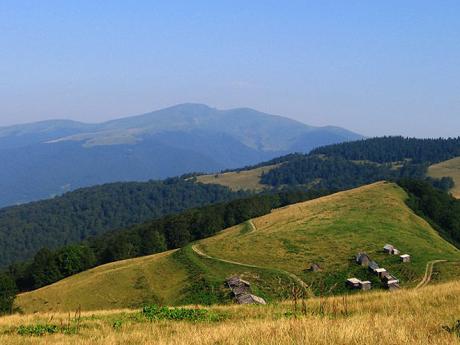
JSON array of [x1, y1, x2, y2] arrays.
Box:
[[0, 179, 247, 268]]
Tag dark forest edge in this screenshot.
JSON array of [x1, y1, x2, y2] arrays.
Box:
[[0, 179, 250, 268], [261, 136, 460, 189]]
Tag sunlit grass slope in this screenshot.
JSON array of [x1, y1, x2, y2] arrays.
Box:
[[195, 165, 277, 191], [3, 280, 460, 345], [16, 244, 297, 313], [16, 250, 188, 313], [199, 181, 460, 292], [428, 157, 460, 198]]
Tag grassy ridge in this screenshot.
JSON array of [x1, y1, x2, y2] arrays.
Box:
[[16, 245, 297, 313], [428, 157, 460, 198], [200, 182, 460, 293]]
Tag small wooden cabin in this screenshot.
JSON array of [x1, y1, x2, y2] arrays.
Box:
[[383, 244, 400, 255], [346, 278, 361, 289], [236, 293, 267, 305], [368, 260, 379, 272], [375, 268, 388, 279], [383, 244, 394, 254], [346, 278, 371, 291], [360, 281, 372, 291], [400, 254, 411, 263], [356, 253, 370, 267]]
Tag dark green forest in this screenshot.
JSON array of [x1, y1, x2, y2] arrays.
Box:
[[310, 136, 460, 163], [0, 178, 248, 268], [261, 155, 431, 189], [261, 136, 459, 189], [398, 179, 460, 248], [7, 188, 328, 293]]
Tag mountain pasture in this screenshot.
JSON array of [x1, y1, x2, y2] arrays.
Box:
[[428, 157, 460, 198], [196, 165, 278, 191]]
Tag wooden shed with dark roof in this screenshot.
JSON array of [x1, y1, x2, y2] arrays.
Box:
[[356, 253, 370, 267]]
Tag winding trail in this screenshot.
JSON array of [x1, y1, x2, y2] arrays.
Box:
[[416, 260, 447, 288], [191, 223, 308, 290]]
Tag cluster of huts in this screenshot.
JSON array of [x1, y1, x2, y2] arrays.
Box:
[[347, 244, 411, 291], [226, 276, 266, 305]]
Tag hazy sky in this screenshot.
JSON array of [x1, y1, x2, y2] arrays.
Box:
[[1, 1, 459, 137]]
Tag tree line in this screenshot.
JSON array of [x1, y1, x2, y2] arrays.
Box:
[[260, 155, 431, 189], [0, 178, 248, 268], [310, 136, 460, 164], [398, 179, 460, 248]]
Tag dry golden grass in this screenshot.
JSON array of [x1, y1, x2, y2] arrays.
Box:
[[428, 157, 460, 198], [16, 250, 187, 313], [1, 280, 459, 344], [196, 165, 278, 191]]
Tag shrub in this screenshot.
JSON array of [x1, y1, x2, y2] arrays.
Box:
[[141, 305, 222, 322]]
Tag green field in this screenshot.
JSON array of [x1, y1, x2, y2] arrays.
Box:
[[195, 165, 277, 191], [428, 157, 460, 198], [16, 182, 460, 312], [199, 182, 460, 292]]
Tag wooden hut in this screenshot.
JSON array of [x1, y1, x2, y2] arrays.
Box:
[[375, 268, 388, 279], [359, 281, 372, 291], [383, 244, 400, 255], [236, 294, 266, 305], [346, 278, 361, 289], [383, 244, 394, 254], [400, 254, 410, 263], [368, 260, 379, 273], [356, 253, 370, 267]]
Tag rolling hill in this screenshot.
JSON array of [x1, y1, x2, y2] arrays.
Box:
[[0, 103, 361, 207], [16, 182, 460, 313], [428, 157, 460, 198]]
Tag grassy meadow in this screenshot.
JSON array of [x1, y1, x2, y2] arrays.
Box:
[[195, 165, 277, 191], [428, 157, 460, 198], [199, 182, 460, 292], [2, 280, 460, 344]]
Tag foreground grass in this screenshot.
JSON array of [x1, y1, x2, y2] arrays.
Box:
[[428, 157, 460, 198], [2, 280, 460, 344]]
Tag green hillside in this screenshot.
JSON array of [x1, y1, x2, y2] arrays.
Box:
[[428, 157, 460, 198], [195, 164, 277, 191], [16, 182, 460, 312]]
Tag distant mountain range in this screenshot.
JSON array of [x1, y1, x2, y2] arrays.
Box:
[[0, 103, 362, 206]]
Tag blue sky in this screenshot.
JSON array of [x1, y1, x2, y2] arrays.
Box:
[[1, 1, 459, 137]]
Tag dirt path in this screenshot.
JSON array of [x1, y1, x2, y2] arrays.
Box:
[[416, 260, 447, 288], [191, 244, 308, 290]]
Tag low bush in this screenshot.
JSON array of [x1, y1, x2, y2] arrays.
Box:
[[141, 305, 222, 322]]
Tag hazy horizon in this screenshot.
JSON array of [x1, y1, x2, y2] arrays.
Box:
[[1, 1, 459, 137]]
